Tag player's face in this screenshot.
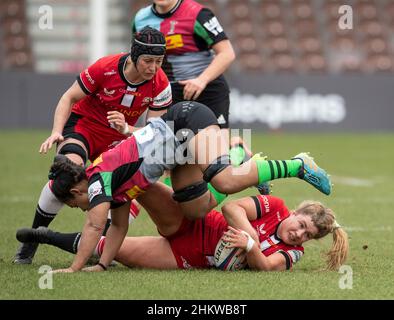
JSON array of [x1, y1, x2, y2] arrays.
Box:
[[279, 213, 319, 246], [65, 191, 89, 212], [137, 55, 164, 80], [154, 0, 178, 10]]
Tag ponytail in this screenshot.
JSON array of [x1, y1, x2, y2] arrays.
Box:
[[326, 225, 349, 271], [295, 200, 349, 270]]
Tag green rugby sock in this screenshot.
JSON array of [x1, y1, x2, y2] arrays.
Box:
[[255, 159, 302, 185], [163, 176, 172, 187], [207, 183, 227, 205]]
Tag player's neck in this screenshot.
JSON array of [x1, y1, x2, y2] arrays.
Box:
[[124, 57, 145, 84]]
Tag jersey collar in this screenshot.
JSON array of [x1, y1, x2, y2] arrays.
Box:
[[151, 0, 183, 18], [118, 54, 147, 87]]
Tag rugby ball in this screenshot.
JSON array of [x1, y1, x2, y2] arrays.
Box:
[[214, 233, 247, 271]]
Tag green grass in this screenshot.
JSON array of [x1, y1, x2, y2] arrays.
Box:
[[0, 130, 393, 299]]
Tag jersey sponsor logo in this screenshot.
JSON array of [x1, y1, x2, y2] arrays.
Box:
[[88, 180, 103, 202], [119, 108, 146, 117], [121, 86, 137, 108], [153, 83, 172, 106], [104, 88, 115, 96], [276, 211, 282, 222], [168, 20, 178, 35], [104, 70, 117, 76], [119, 88, 142, 96], [203, 17, 223, 36], [92, 155, 103, 167], [125, 185, 145, 199], [165, 34, 184, 50], [261, 195, 270, 213], [84, 69, 95, 85], [142, 96, 153, 107], [134, 125, 154, 144], [258, 223, 266, 235]]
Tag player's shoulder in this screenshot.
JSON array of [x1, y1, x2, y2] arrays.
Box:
[[154, 68, 170, 82], [256, 195, 286, 207], [97, 53, 125, 65], [134, 4, 154, 20]]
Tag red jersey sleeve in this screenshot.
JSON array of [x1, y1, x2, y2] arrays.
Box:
[[253, 195, 287, 219], [149, 68, 172, 110], [77, 58, 105, 94]]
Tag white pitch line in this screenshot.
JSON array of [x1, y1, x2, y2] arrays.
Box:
[[344, 226, 392, 232], [331, 175, 375, 187]]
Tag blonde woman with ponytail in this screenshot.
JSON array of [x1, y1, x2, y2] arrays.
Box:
[[222, 196, 349, 271], [294, 201, 349, 270]]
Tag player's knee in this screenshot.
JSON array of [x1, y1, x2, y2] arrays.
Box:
[[57, 143, 88, 165], [172, 181, 208, 203], [203, 155, 230, 183]]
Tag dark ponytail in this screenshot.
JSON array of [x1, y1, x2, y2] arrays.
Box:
[[49, 155, 87, 202]]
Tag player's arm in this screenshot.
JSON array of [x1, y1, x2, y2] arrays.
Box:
[[40, 81, 87, 154], [96, 201, 130, 269], [180, 40, 235, 100], [179, 9, 235, 100], [106, 107, 168, 137], [71, 202, 109, 271], [221, 197, 259, 242], [51, 202, 109, 273], [224, 226, 288, 271]]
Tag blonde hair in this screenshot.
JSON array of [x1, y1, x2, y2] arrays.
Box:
[[295, 200, 349, 271]]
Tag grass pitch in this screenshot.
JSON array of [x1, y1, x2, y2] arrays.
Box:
[[0, 131, 393, 300]]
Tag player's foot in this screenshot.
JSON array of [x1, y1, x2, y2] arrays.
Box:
[[16, 226, 52, 244], [13, 242, 39, 264], [256, 181, 272, 195], [292, 152, 332, 195]]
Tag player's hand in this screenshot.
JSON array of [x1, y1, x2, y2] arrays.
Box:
[[107, 111, 127, 134], [82, 265, 105, 272], [178, 77, 207, 100], [50, 267, 76, 274], [223, 226, 249, 251], [40, 132, 64, 154]]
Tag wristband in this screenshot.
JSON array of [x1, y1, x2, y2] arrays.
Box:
[[97, 262, 107, 271], [122, 124, 130, 135], [241, 231, 255, 253]]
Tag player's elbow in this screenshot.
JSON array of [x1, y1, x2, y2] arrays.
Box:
[[221, 201, 239, 218]]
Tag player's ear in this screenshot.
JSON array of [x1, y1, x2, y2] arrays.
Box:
[[70, 188, 82, 197]]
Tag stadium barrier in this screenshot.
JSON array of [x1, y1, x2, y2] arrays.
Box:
[[1, 71, 393, 131]]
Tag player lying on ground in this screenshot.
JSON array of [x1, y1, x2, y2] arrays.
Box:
[[24, 101, 332, 272], [17, 182, 348, 271]]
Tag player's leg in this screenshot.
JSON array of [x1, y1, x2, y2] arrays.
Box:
[[170, 164, 222, 219], [13, 137, 88, 264], [189, 126, 331, 195], [115, 236, 178, 269], [136, 182, 184, 236]]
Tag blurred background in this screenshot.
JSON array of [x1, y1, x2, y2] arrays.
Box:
[[1, 0, 393, 131]]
